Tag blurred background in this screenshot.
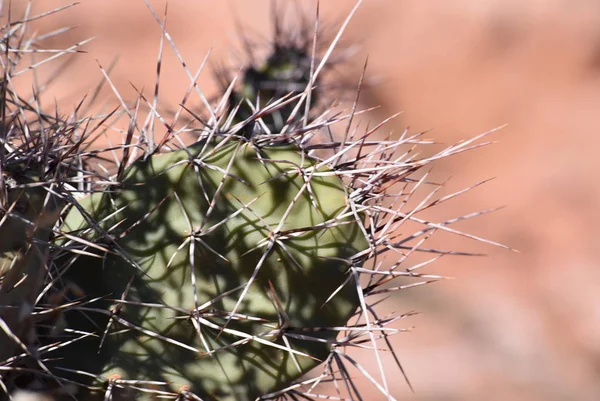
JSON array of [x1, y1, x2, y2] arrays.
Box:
[[15, 0, 600, 399]]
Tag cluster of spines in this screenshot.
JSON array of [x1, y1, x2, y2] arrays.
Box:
[[0, 1, 509, 400]]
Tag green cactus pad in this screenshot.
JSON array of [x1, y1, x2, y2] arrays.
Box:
[[54, 139, 367, 400]]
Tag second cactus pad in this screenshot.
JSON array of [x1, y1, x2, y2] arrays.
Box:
[[55, 138, 367, 400]]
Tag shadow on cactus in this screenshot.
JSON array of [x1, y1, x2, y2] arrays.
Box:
[[0, 1, 510, 400], [54, 138, 366, 401]]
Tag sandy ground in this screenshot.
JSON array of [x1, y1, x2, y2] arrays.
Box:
[[11, 0, 600, 400]]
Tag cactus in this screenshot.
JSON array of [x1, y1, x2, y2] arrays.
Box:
[[0, 1, 507, 400], [51, 136, 368, 401]]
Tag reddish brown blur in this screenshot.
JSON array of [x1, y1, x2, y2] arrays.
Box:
[[15, 1, 600, 400]]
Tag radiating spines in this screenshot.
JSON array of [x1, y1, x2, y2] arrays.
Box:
[[212, 1, 355, 140]]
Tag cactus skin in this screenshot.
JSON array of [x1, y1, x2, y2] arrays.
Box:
[[54, 138, 366, 400]]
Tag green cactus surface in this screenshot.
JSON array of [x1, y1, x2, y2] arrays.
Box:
[[54, 138, 367, 400]]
